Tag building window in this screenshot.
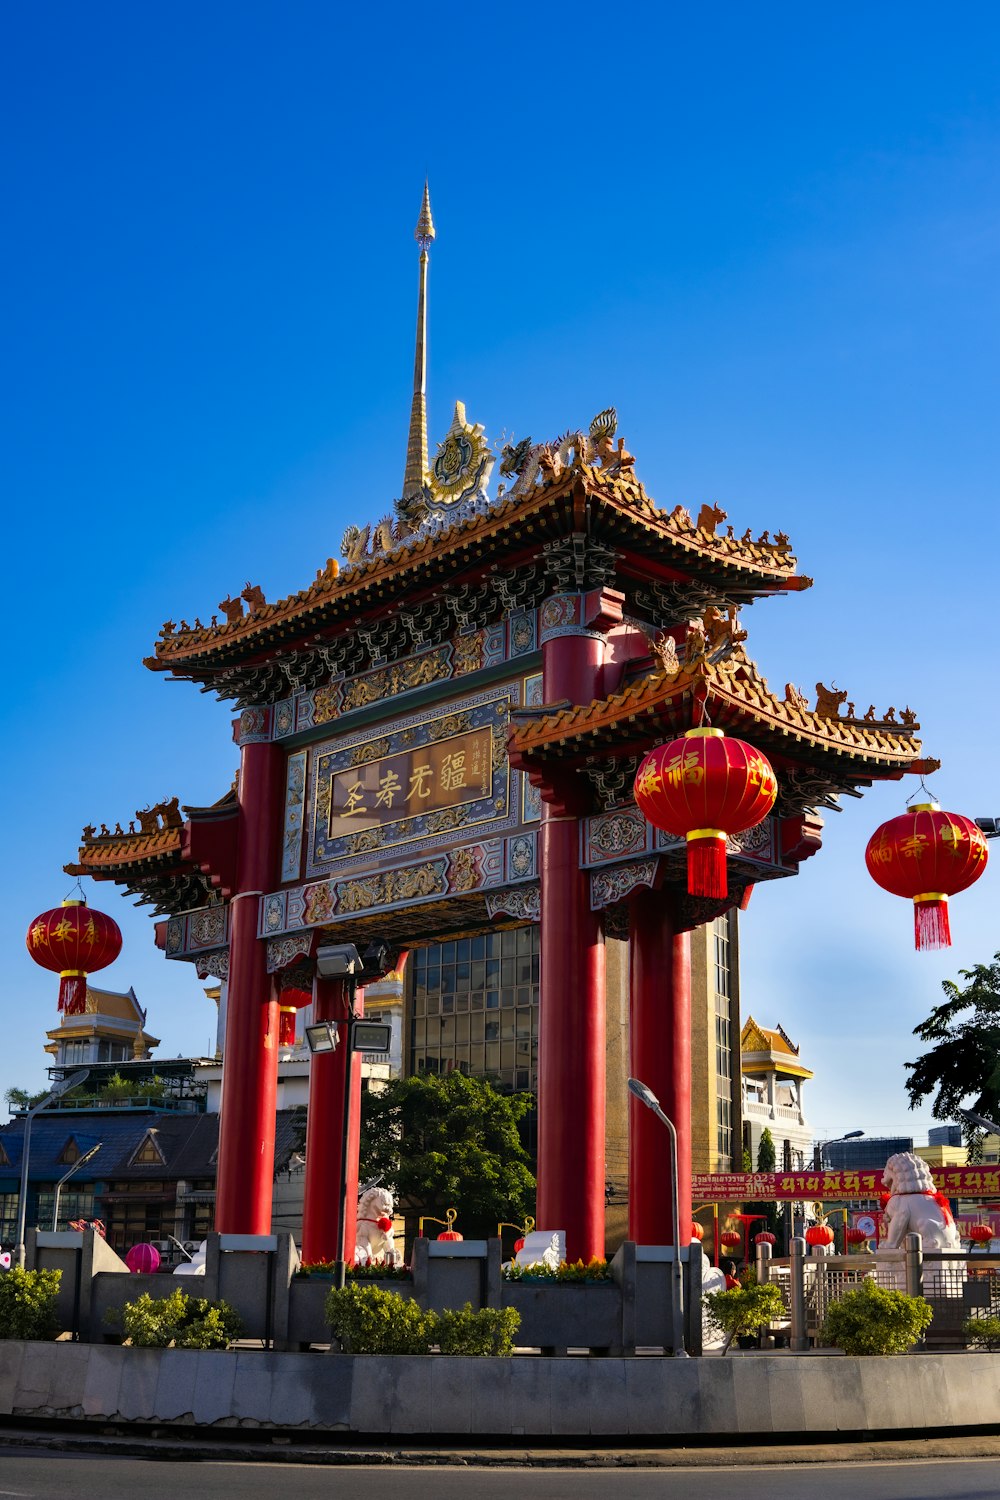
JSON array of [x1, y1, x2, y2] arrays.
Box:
[[410, 926, 540, 1091], [129, 1133, 165, 1167], [62, 1041, 91, 1066], [58, 1138, 81, 1165], [0, 1192, 17, 1242], [713, 915, 734, 1166]]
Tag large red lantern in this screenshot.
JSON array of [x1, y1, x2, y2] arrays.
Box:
[[865, 802, 988, 951], [633, 728, 777, 898], [754, 1231, 777, 1246], [720, 1229, 742, 1248], [805, 1223, 835, 1248], [968, 1224, 994, 1244], [277, 980, 312, 1049], [26, 898, 122, 1015], [844, 1227, 867, 1245]]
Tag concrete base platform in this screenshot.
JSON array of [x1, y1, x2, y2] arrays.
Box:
[[1, 1342, 999, 1438]]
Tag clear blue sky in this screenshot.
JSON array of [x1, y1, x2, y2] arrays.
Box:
[[4, 3, 999, 1144]]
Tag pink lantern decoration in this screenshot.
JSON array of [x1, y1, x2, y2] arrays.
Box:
[[125, 1242, 161, 1274]]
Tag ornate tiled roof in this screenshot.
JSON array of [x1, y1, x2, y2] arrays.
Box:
[[64, 790, 238, 915], [509, 638, 933, 785], [144, 455, 811, 685]]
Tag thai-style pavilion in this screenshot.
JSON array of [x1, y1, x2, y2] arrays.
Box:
[[67, 185, 933, 1262]]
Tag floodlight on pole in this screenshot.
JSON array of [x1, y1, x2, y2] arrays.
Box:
[[627, 1076, 689, 1358], [304, 1022, 341, 1054], [15, 1069, 90, 1269]]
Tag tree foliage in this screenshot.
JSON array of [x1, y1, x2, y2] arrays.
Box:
[[905, 953, 1000, 1149], [756, 1127, 777, 1172], [360, 1071, 535, 1236]]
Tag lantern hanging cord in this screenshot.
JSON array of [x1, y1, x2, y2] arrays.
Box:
[[63, 876, 87, 903], [905, 775, 936, 807]]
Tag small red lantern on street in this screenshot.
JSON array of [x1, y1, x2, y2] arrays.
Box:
[[754, 1231, 776, 1246], [968, 1224, 994, 1244], [720, 1229, 742, 1248], [634, 728, 777, 898], [845, 1227, 867, 1245], [26, 897, 122, 1015], [690, 1221, 705, 1241], [805, 1223, 835, 1247], [865, 801, 988, 951]]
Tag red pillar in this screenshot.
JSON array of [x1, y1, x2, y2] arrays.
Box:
[[628, 891, 692, 1245], [301, 979, 365, 1264], [215, 737, 284, 1234], [536, 596, 609, 1262]]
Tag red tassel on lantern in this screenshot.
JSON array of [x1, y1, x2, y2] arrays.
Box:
[[866, 802, 988, 951], [634, 728, 777, 899], [278, 1007, 297, 1047]]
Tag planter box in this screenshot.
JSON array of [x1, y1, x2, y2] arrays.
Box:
[[288, 1277, 415, 1348], [502, 1282, 621, 1353]]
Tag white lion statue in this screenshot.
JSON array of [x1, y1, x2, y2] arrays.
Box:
[[354, 1184, 398, 1267], [881, 1151, 961, 1252]]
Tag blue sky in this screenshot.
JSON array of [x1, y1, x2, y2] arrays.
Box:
[[4, 3, 999, 1144]]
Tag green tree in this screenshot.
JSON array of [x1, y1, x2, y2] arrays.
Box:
[[360, 1072, 535, 1237], [905, 953, 1000, 1154], [756, 1127, 777, 1172], [745, 1127, 782, 1244]]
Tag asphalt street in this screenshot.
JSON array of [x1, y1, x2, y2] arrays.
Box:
[[2, 1455, 1000, 1500]]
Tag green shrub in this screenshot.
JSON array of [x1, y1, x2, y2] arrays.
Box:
[[326, 1283, 436, 1354], [325, 1283, 520, 1355], [820, 1279, 933, 1355], [703, 1281, 785, 1355], [502, 1257, 611, 1283], [107, 1289, 242, 1349], [0, 1268, 61, 1340], [437, 1304, 520, 1356], [962, 1315, 1000, 1351], [297, 1259, 411, 1281]]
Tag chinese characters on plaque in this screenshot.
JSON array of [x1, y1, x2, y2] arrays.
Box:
[[328, 727, 493, 838]]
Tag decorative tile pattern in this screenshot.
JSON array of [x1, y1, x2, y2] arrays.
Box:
[[280, 750, 307, 882], [538, 593, 581, 642], [522, 774, 542, 824], [273, 699, 295, 739], [523, 672, 544, 708], [590, 857, 659, 910], [506, 832, 537, 882], [266, 934, 315, 974], [163, 905, 231, 959], [485, 885, 541, 923], [194, 950, 229, 981], [509, 613, 537, 657], [237, 707, 271, 744], [585, 807, 650, 863]]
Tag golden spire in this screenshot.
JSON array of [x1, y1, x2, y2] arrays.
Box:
[[403, 181, 435, 501]]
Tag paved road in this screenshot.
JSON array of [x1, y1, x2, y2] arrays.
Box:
[[2, 1456, 1000, 1500]]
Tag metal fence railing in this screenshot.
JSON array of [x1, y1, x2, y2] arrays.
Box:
[[754, 1237, 1000, 1350]]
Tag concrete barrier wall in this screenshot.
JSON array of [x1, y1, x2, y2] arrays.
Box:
[[1, 1341, 999, 1436]]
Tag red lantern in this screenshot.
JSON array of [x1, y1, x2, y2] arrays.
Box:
[[437, 1229, 464, 1242], [26, 898, 123, 1014], [690, 1221, 705, 1241], [634, 728, 777, 898], [845, 1227, 867, 1245], [968, 1224, 994, 1244], [866, 802, 988, 951], [754, 1231, 776, 1246], [277, 983, 312, 1048], [125, 1242, 161, 1274], [805, 1223, 835, 1247], [720, 1229, 742, 1248]]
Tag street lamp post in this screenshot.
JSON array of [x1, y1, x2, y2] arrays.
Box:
[[627, 1076, 689, 1358], [812, 1129, 864, 1170], [15, 1069, 89, 1269], [52, 1142, 101, 1232]]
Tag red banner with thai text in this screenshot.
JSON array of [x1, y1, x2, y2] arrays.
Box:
[[692, 1167, 1000, 1201]]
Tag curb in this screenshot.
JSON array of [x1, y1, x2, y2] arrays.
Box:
[[2, 1427, 1000, 1467]]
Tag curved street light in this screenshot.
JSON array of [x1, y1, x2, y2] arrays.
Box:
[[15, 1069, 90, 1269]]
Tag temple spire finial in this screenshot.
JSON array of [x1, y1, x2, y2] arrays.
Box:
[[403, 181, 434, 501]]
